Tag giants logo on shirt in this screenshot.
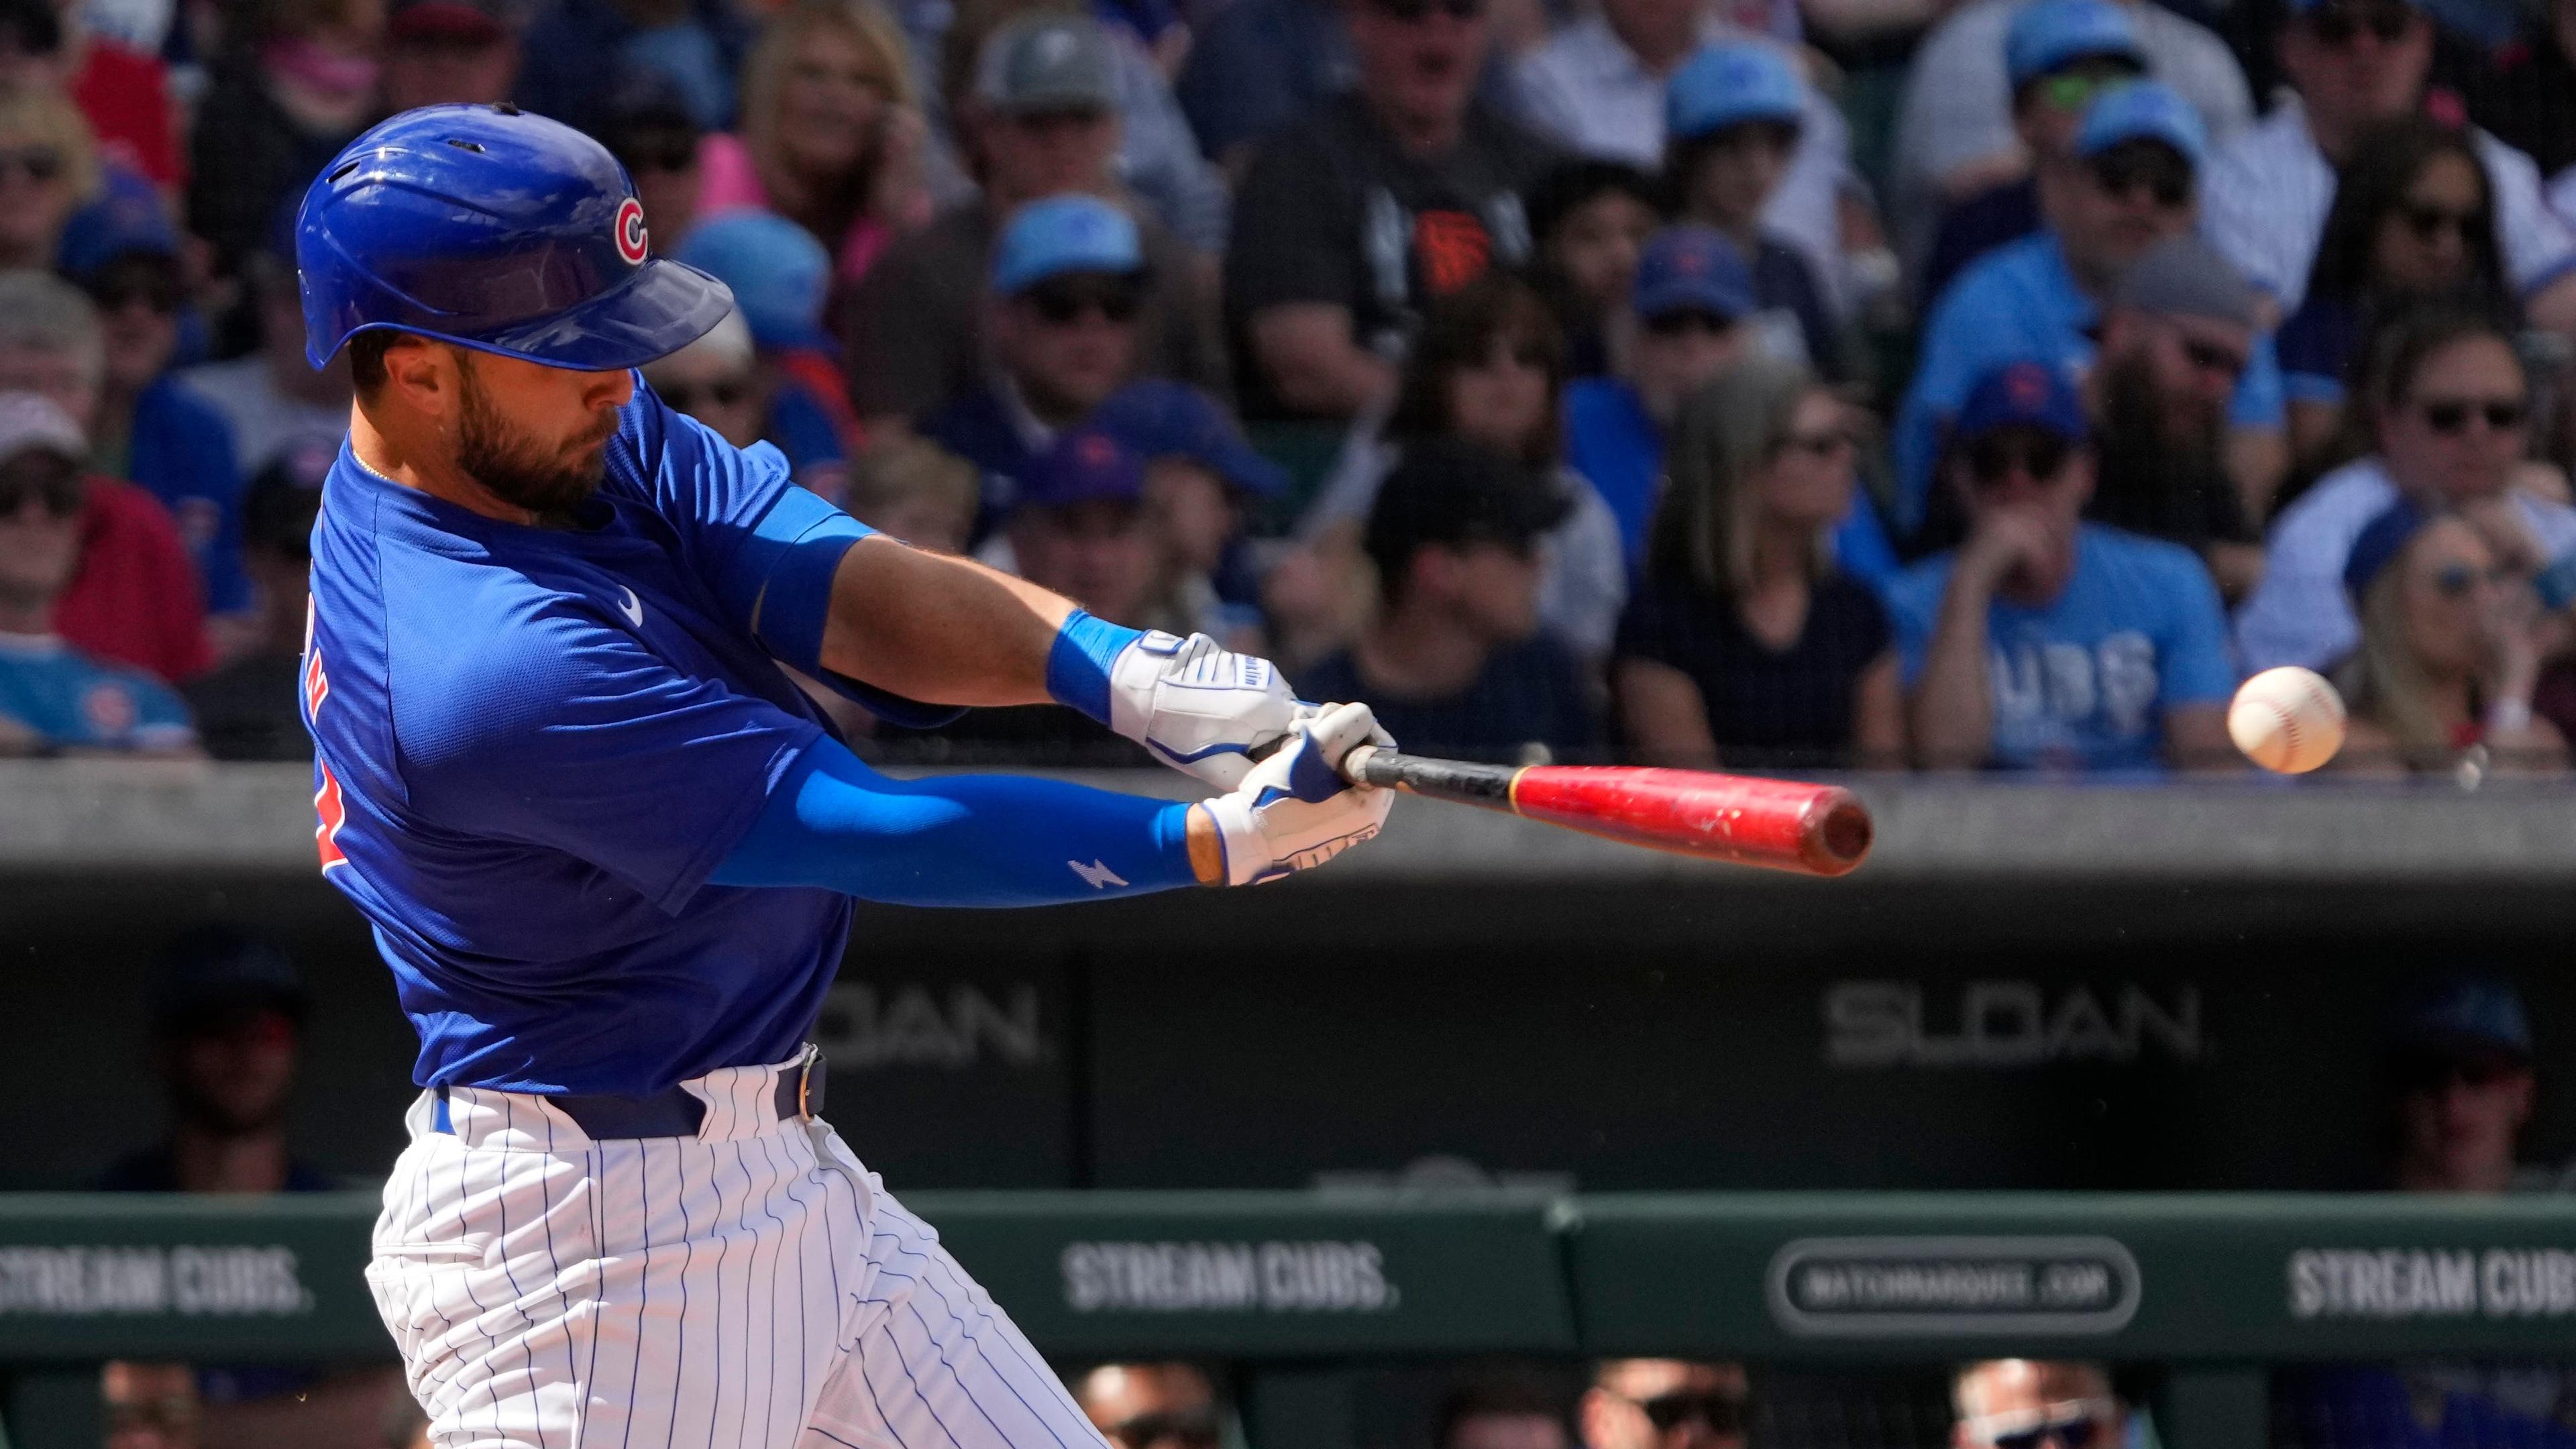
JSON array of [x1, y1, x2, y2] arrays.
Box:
[[614, 197, 649, 266], [303, 617, 348, 873]]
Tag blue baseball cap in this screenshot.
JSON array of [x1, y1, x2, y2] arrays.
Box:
[[1953, 359, 2089, 443], [56, 167, 180, 281], [2006, 0, 2145, 88], [675, 209, 832, 351], [2389, 976, 2533, 1063], [1023, 425, 1147, 508], [1088, 380, 1288, 498], [2343, 496, 2433, 600], [1666, 41, 1807, 142], [1631, 226, 1756, 322], [2284, 0, 2421, 15], [991, 195, 1144, 296], [2075, 80, 2207, 168]]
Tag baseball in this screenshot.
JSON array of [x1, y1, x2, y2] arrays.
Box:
[[2228, 666, 2347, 773]]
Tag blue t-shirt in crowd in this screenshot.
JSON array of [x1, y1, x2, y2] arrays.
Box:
[[305, 384, 858, 1095], [128, 374, 250, 616], [1881, 523, 2237, 772], [764, 376, 850, 499], [0, 634, 195, 751], [1562, 376, 1662, 570], [1893, 230, 2286, 532], [2275, 294, 2362, 407]]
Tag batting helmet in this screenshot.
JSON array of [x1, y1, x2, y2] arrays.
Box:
[[295, 103, 734, 371]]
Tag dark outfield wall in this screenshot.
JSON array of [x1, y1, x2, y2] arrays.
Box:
[[4, 870, 2570, 1194]]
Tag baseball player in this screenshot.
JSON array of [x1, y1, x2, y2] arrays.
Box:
[[296, 105, 1392, 1448]]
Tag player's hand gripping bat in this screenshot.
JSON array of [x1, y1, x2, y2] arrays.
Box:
[[1336, 747, 1872, 877]]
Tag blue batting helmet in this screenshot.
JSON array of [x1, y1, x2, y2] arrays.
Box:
[[296, 103, 734, 370]]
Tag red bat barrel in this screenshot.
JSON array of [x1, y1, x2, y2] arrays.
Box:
[[1343, 749, 1872, 877]]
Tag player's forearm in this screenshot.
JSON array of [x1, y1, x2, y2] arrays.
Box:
[[710, 738, 1222, 905], [818, 536, 1073, 707]]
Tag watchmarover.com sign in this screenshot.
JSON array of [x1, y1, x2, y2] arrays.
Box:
[[1768, 1236, 2141, 1337]]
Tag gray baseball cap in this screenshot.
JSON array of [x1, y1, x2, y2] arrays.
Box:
[[975, 14, 1118, 117], [2112, 235, 2260, 331], [0, 390, 87, 466]]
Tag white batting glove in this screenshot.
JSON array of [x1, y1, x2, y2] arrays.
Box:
[[1106, 631, 1303, 788], [1197, 701, 1394, 885]]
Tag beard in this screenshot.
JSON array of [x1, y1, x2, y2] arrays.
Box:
[[455, 359, 616, 521]]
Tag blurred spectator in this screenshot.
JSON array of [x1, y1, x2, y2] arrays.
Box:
[[938, 0, 1228, 252], [592, 70, 705, 244], [2385, 976, 2560, 1190], [103, 1360, 199, 1449], [182, 439, 325, 760], [1578, 1359, 1747, 1449], [0, 392, 196, 753], [1662, 42, 1846, 380], [2237, 310, 2574, 672], [186, 0, 382, 283], [173, 245, 352, 481], [0, 0, 182, 191], [1089, 377, 1285, 646], [1951, 1360, 2124, 1449], [1171, 0, 1346, 166], [1527, 159, 1658, 378], [1919, 0, 2145, 307], [2200, 0, 2576, 334], [0, 366, 210, 682], [1222, 0, 1556, 424], [1438, 1375, 1573, 1449], [1564, 226, 1754, 574], [919, 194, 1146, 510], [379, 0, 517, 111], [845, 13, 1224, 429], [847, 432, 979, 550], [698, 0, 926, 296], [1071, 1362, 1221, 1449], [381, 1388, 431, 1449], [101, 924, 323, 1191], [0, 82, 102, 270], [1297, 437, 1600, 763], [512, 0, 748, 133], [1890, 0, 2249, 260], [1615, 355, 1902, 767], [2084, 235, 2265, 599], [672, 209, 865, 494], [2451, 0, 2576, 213], [1894, 82, 2288, 545], [2328, 499, 2567, 773], [645, 311, 767, 446], [1890, 360, 2236, 771], [56, 248, 258, 636], [2279, 117, 2514, 468], [1296, 272, 1625, 665], [1510, 0, 1856, 299]]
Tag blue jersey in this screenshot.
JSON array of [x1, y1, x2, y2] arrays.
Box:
[[305, 386, 859, 1095], [0, 634, 195, 751], [1882, 523, 2237, 773]]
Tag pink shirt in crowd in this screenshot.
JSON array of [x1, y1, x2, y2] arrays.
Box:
[[694, 132, 893, 286]]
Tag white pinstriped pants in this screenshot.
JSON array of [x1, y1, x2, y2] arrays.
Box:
[[366, 1057, 1110, 1449]]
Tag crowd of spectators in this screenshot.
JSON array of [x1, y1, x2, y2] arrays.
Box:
[[7, 0, 2576, 777]]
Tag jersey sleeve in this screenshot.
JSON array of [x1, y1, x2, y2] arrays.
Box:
[[396, 600, 823, 914]]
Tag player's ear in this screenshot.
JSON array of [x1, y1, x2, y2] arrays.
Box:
[[379, 338, 456, 416]]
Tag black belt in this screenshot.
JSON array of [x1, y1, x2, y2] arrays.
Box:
[[435, 1046, 826, 1140]]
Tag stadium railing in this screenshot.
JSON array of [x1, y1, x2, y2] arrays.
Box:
[[3, 1191, 2572, 1449]]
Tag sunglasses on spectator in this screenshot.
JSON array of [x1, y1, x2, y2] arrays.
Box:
[[0, 456, 83, 519], [1643, 309, 1735, 339], [2305, 4, 2414, 44], [2399, 201, 2479, 243], [2180, 337, 2247, 383], [1026, 277, 1144, 325], [2088, 146, 2192, 209], [1099, 1409, 1222, 1449], [2037, 70, 2123, 113], [1706, 119, 1801, 155], [0, 145, 63, 184], [657, 377, 753, 413], [1628, 1391, 1745, 1436], [2394, 1051, 2524, 1090], [89, 270, 182, 315], [1373, 0, 1483, 19], [1774, 427, 1857, 462], [1964, 431, 2075, 487], [2415, 394, 2527, 435], [1968, 1403, 2118, 1449], [2428, 559, 2514, 598]]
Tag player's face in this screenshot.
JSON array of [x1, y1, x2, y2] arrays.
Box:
[[453, 350, 633, 519]]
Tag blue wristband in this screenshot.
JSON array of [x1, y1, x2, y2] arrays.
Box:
[[1046, 609, 1144, 726]]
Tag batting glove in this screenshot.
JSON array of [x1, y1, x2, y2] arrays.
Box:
[[1197, 701, 1394, 885], [1106, 631, 1305, 788]]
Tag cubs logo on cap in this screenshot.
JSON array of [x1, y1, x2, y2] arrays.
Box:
[[615, 197, 649, 266]]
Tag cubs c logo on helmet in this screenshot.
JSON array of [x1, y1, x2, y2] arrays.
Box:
[[614, 197, 649, 265]]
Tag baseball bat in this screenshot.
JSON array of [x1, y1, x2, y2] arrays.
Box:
[[1338, 747, 1872, 877]]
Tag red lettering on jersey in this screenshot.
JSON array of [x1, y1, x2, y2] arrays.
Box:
[[315, 762, 348, 872], [303, 643, 329, 722]]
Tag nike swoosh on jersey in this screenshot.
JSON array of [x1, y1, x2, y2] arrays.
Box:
[[1068, 858, 1127, 889], [616, 587, 644, 627]]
